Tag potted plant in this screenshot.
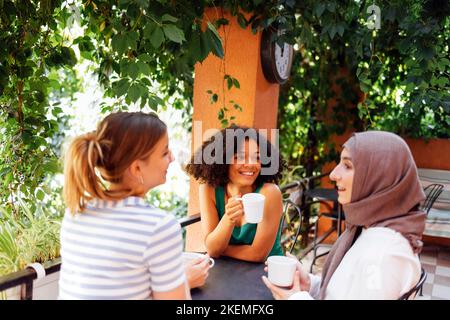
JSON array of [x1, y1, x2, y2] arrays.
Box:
[[0, 195, 63, 300]]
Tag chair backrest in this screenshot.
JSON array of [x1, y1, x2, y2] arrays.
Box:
[[280, 199, 303, 254], [398, 268, 427, 300], [279, 173, 332, 254], [421, 183, 444, 215]]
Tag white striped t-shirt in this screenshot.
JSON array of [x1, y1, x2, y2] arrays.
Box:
[[58, 196, 186, 300]]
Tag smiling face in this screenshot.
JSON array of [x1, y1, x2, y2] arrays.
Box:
[[329, 147, 355, 205], [138, 131, 174, 191], [228, 139, 261, 188]]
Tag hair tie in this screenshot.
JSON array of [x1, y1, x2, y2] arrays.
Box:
[[86, 131, 104, 170]]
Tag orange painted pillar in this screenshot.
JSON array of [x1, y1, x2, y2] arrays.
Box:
[[185, 9, 280, 251]]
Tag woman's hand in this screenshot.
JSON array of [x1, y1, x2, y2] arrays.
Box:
[[262, 270, 301, 300], [185, 255, 211, 289], [224, 194, 244, 226], [285, 252, 311, 292], [262, 252, 312, 299]]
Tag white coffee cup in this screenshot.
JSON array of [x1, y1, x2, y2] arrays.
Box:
[[182, 252, 215, 268], [235, 193, 265, 224], [267, 255, 297, 287]]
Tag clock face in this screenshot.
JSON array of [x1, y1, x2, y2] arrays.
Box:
[[260, 27, 294, 84], [275, 42, 293, 81]]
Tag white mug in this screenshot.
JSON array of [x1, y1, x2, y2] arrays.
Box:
[[182, 252, 215, 268], [267, 255, 297, 287], [235, 193, 265, 224]]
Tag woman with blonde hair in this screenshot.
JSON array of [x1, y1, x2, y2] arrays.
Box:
[[263, 131, 426, 300], [59, 111, 210, 300]]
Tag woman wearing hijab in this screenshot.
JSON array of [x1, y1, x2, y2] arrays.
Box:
[[262, 131, 427, 300]]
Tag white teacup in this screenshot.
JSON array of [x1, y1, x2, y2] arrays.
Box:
[[235, 193, 265, 224], [182, 252, 215, 268], [267, 255, 297, 287]]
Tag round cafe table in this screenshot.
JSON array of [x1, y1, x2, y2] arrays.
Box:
[[191, 256, 273, 300]]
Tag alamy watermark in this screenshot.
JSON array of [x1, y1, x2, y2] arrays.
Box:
[[192, 121, 280, 175], [367, 4, 381, 30], [365, 264, 382, 291]]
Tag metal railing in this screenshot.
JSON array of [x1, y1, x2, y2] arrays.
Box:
[[0, 213, 202, 300], [0, 257, 62, 300]]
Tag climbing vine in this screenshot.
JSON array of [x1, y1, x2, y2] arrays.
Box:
[[0, 0, 448, 212]]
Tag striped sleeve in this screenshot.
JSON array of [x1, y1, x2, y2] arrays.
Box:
[[143, 213, 186, 292]]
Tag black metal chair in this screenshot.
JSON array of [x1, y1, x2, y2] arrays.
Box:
[[398, 267, 427, 300], [280, 173, 331, 255], [307, 187, 344, 272], [279, 173, 346, 265], [279, 178, 308, 255], [421, 183, 444, 215], [279, 198, 303, 254], [416, 183, 443, 296]]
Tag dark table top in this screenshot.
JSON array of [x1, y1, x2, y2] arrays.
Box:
[[191, 256, 273, 300]]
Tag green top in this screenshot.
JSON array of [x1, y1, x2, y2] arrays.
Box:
[[215, 183, 284, 257]]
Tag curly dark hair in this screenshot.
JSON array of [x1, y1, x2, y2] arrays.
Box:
[[185, 125, 286, 188]]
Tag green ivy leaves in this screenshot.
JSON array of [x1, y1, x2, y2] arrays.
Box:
[[0, 0, 78, 207], [224, 75, 240, 90], [188, 24, 224, 64], [163, 24, 186, 44], [111, 31, 139, 55], [120, 59, 152, 80], [1, 0, 448, 218], [206, 22, 224, 59], [128, 82, 145, 103], [206, 74, 242, 128], [143, 16, 186, 49], [145, 24, 164, 48]]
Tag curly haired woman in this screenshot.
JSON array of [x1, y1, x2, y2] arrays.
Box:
[[185, 125, 286, 262]]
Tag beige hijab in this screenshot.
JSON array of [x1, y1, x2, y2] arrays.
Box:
[[318, 131, 426, 300]]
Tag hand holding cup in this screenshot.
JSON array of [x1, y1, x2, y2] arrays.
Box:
[[262, 255, 301, 300], [224, 194, 244, 225], [263, 253, 311, 292], [235, 193, 265, 224], [183, 252, 215, 289]]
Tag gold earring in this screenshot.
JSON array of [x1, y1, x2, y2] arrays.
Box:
[[139, 176, 144, 185]]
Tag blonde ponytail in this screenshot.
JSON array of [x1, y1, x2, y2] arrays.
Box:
[[64, 133, 100, 214], [63, 112, 167, 214]]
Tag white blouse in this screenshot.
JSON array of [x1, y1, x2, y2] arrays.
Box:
[[289, 227, 421, 300]]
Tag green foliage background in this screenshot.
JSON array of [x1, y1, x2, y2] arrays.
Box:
[[278, 0, 449, 180]]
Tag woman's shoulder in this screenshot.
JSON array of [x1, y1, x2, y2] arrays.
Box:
[[259, 182, 281, 193], [130, 205, 181, 234], [123, 202, 178, 226], [259, 183, 282, 198], [356, 228, 421, 285], [357, 227, 417, 257], [67, 199, 181, 236], [112, 197, 179, 226], [199, 183, 217, 199], [362, 227, 408, 242], [199, 183, 215, 191]]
